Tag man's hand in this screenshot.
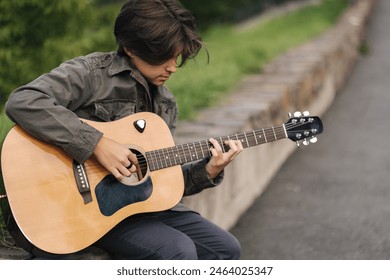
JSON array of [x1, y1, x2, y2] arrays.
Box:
[[92, 136, 138, 181], [205, 138, 244, 180]]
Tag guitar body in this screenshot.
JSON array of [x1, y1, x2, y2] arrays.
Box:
[[1, 112, 184, 254]]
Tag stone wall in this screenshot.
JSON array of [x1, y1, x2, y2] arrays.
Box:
[[175, 0, 376, 230]]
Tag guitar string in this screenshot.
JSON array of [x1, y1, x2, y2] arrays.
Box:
[[142, 120, 317, 170], [86, 120, 317, 172]]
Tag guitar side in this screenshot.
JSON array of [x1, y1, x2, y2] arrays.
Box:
[[1, 112, 184, 254]]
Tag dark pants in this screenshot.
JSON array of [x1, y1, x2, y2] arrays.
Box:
[[95, 210, 241, 260]]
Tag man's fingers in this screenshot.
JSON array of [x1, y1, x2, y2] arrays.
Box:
[[127, 150, 139, 165]]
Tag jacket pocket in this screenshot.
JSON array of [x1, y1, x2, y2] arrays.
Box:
[[93, 99, 136, 122]]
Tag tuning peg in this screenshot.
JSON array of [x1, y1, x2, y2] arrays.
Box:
[[288, 112, 292, 118], [302, 139, 310, 146], [294, 111, 302, 117], [310, 137, 318, 144], [303, 111, 310, 116]]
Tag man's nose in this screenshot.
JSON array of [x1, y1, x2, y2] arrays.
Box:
[[165, 59, 177, 73]]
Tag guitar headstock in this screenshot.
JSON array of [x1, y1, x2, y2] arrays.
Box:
[[285, 111, 323, 146]]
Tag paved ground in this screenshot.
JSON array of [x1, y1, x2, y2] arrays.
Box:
[[230, 0, 390, 260]]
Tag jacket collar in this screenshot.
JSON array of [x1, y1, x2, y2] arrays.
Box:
[[108, 52, 134, 76], [108, 52, 153, 100]]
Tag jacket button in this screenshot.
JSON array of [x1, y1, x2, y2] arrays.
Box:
[[139, 105, 146, 111]]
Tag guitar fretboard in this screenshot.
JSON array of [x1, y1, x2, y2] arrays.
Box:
[[145, 124, 287, 171]]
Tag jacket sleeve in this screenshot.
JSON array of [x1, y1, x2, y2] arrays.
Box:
[[5, 58, 103, 164], [181, 159, 224, 196]]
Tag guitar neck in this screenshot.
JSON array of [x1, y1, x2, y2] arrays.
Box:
[[146, 124, 287, 171]]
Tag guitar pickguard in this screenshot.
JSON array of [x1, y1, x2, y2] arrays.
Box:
[[95, 175, 153, 216]]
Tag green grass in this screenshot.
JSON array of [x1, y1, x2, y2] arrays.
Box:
[[167, 0, 347, 119], [0, 0, 347, 245]]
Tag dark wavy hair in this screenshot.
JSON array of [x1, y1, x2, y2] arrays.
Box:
[[114, 0, 204, 67]]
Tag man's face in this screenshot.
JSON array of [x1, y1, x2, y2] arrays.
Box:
[[125, 48, 181, 86]]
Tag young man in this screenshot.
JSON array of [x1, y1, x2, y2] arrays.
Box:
[[5, 0, 243, 259]]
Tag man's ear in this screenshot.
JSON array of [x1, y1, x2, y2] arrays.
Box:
[[124, 47, 133, 58]]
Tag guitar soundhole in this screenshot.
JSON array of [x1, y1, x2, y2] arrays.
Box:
[[130, 149, 148, 179]]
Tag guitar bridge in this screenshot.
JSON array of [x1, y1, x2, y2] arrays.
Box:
[[72, 160, 92, 204]]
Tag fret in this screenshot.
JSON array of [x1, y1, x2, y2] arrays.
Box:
[[172, 146, 179, 165], [180, 144, 188, 163], [266, 128, 274, 141], [177, 146, 183, 164], [159, 148, 166, 168], [275, 125, 284, 140], [190, 143, 199, 160], [169, 148, 175, 166], [262, 128, 268, 142], [153, 151, 161, 169], [245, 132, 252, 148], [163, 148, 170, 167], [152, 150, 159, 170], [282, 124, 288, 138], [259, 130, 265, 144], [252, 130, 258, 146], [193, 143, 198, 160], [219, 137, 225, 153], [186, 144, 193, 161], [235, 133, 244, 148], [271, 126, 277, 141], [185, 144, 192, 161], [186, 145, 191, 162], [158, 149, 165, 168], [165, 147, 173, 167], [160, 149, 167, 168], [192, 142, 203, 159], [243, 132, 249, 148], [155, 150, 161, 169], [146, 151, 153, 171], [156, 149, 165, 169], [190, 143, 196, 160], [146, 151, 156, 170], [198, 141, 205, 158], [250, 131, 257, 147], [202, 140, 211, 158]]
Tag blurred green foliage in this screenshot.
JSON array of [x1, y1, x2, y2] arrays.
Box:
[[0, 0, 118, 107], [1, 0, 82, 102]]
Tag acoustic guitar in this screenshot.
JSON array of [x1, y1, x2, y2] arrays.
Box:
[[1, 111, 322, 254]]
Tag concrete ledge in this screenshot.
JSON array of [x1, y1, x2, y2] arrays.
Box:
[[176, 0, 376, 230]]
